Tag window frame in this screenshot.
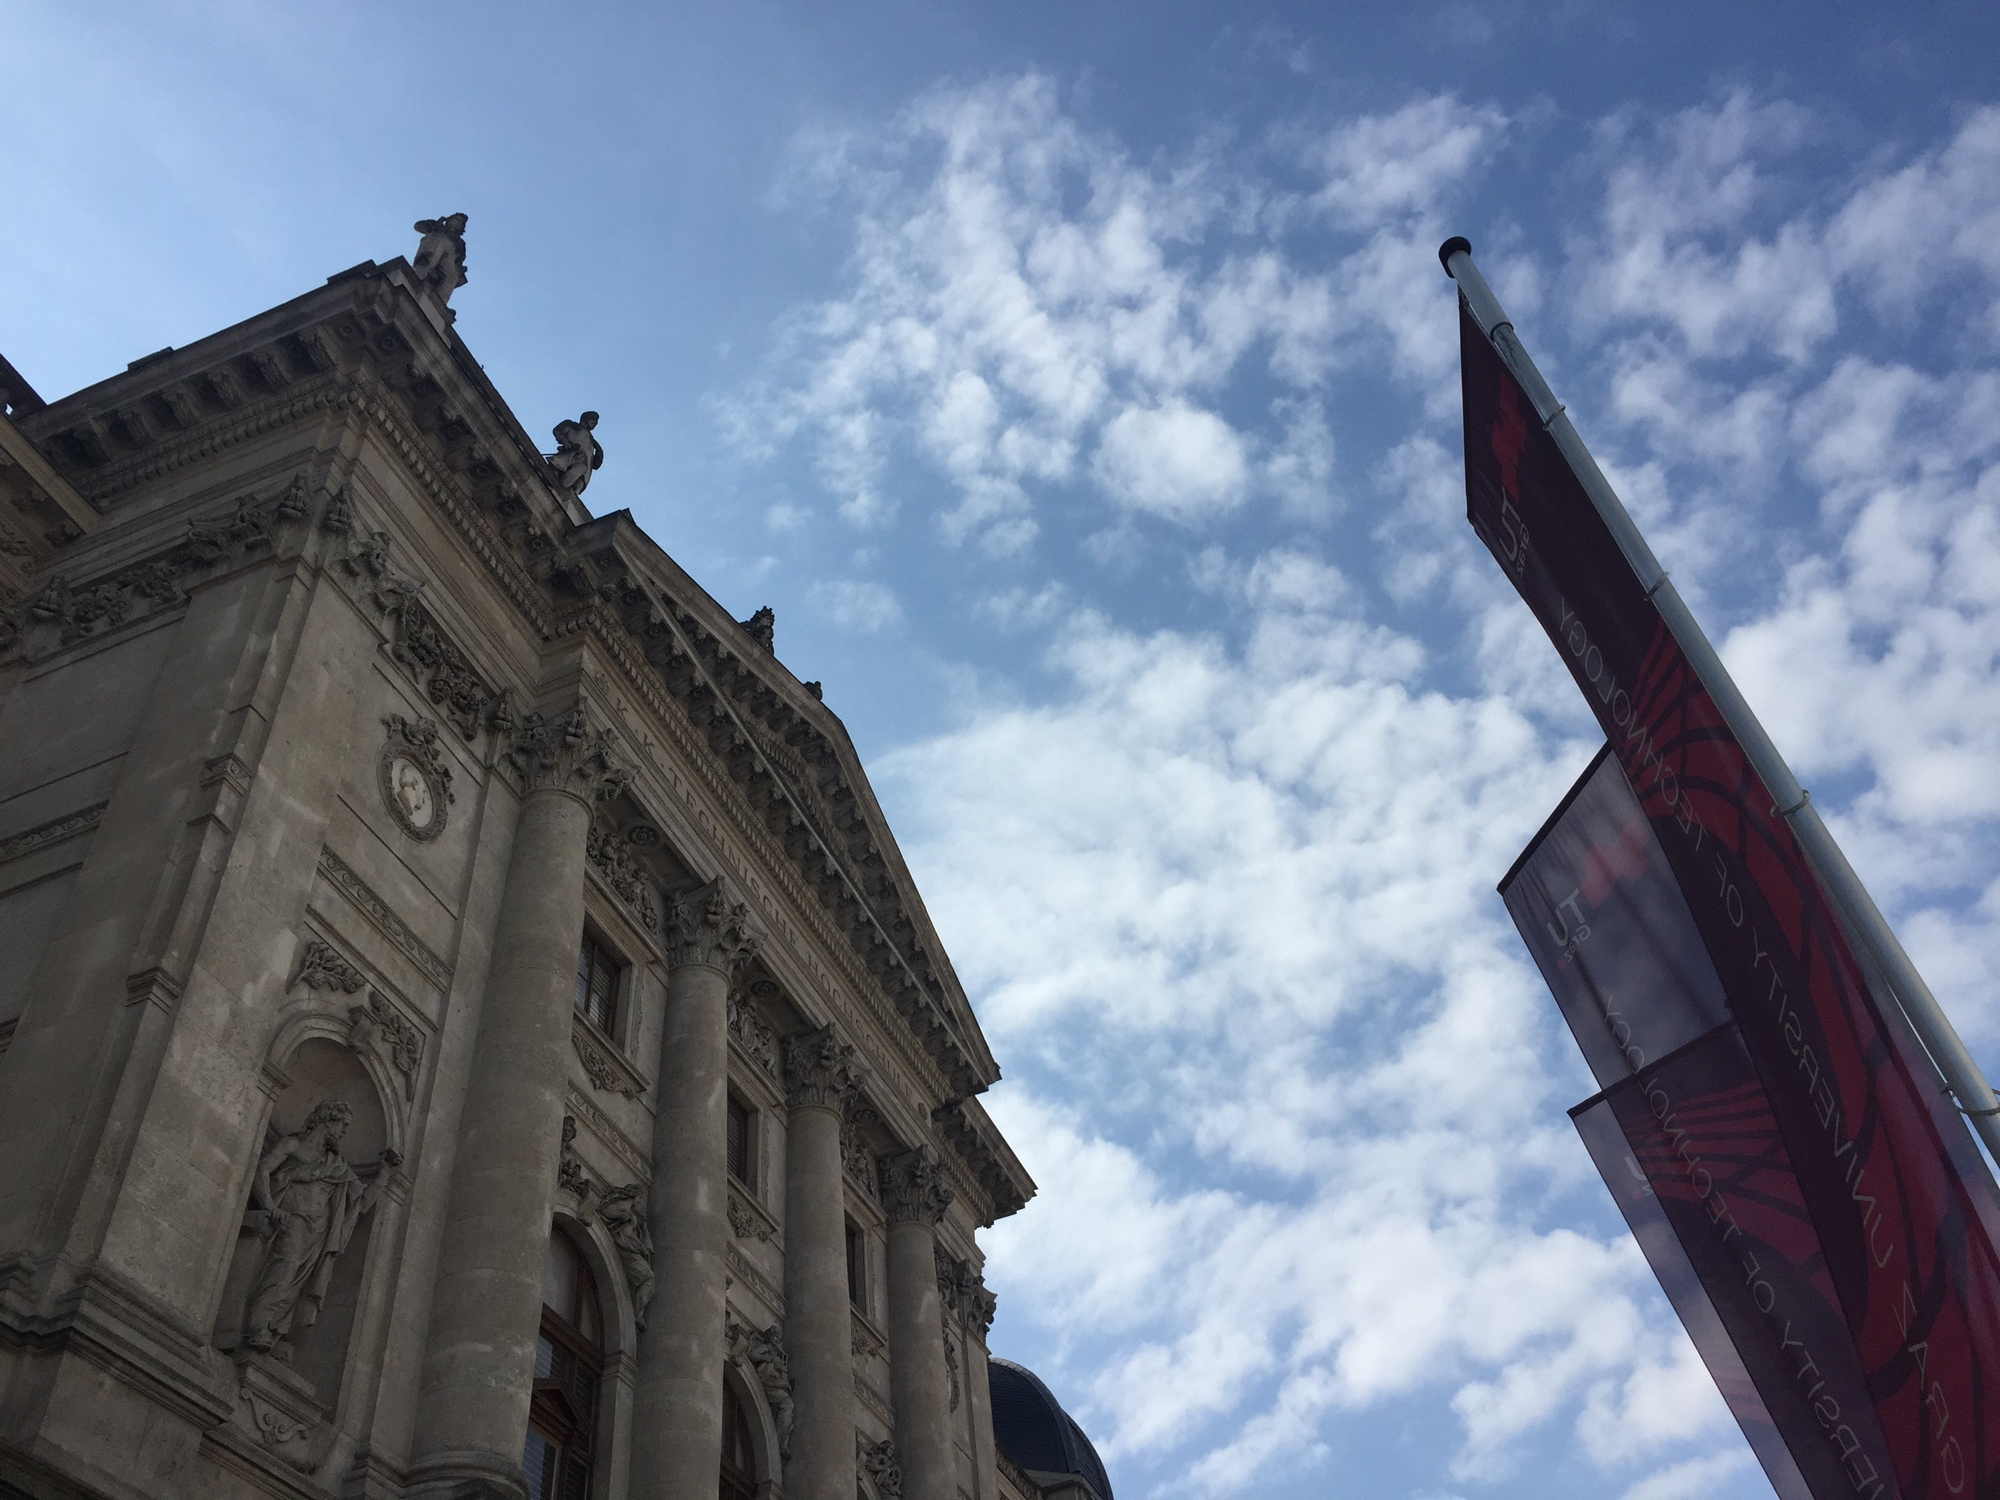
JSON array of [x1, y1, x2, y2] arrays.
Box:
[[844, 1215, 870, 1314], [726, 1090, 757, 1193], [573, 925, 624, 1042]]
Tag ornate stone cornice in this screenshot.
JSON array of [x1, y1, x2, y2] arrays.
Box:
[[502, 708, 627, 802], [664, 876, 759, 976], [877, 1145, 953, 1226], [784, 1024, 857, 1114]]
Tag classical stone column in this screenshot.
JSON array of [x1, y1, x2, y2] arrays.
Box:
[[782, 1025, 860, 1500], [629, 879, 759, 1497], [410, 710, 625, 1496], [880, 1145, 957, 1500]]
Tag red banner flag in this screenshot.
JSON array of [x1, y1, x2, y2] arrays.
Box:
[[1463, 302, 2000, 1498], [1509, 748, 1897, 1497]]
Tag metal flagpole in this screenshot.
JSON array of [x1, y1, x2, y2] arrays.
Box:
[[1440, 235, 2000, 1168]]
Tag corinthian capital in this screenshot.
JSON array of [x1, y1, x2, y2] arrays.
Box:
[[664, 877, 759, 975], [504, 707, 627, 801], [878, 1144, 953, 1226], [783, 1024, 857, 1112]]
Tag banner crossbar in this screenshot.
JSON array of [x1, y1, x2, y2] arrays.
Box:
[[1440, 234, 2000, 1171]]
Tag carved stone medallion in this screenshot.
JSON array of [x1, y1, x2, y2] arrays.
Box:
[[379, 714, 453, 841]]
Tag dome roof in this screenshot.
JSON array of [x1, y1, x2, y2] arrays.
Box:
[[987, 1358, 1114, 1499]]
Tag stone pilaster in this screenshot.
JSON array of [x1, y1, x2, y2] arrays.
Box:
[[409, 711, 623, 1497], [782, 1025, 860, 1500], [879, 1145, 956, 1500], [629, 879, 759, 1498]]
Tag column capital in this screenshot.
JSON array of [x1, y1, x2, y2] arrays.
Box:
[[664, 877, 760, 975], [503, 706, 628, 802], [784, 1024, 857, 1113], [878, 1145, 953, 1226]]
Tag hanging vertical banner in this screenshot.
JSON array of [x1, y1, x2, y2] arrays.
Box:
[[1462, 301, 2000, 1498], [1507, 747, 1896, 1497], [1500, 745, 1726, 1090]]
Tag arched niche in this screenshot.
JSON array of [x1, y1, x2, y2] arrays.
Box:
[[552, 1207, 638, 1365], [212, 1025, 399, 1414], [722, 1353, 784, 1500]]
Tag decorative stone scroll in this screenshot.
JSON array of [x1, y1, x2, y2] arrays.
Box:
[[859, 1436, 903, 1499], [572, 1027, 642, 1099], [851, 1309, 886, 1360], [346, 990, 424, 1097], [291, 938, 365, 995], [665, 877, 759, 975], [877, 1145, 952, 1227], [503, 708, 627, 803], [783, 1024, 857, 1114], [598, 1183, 656, 1331], [727, 1187, 776, 1244], [969, 1280, 997, 1335], [378, 713, 453, 841]]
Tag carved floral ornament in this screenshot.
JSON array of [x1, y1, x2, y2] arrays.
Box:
[[379, 713, 453, 841], [289, 937, 426, 1097]]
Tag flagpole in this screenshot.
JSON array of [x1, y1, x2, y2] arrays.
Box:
[[1440, 235, 2000, 1166]]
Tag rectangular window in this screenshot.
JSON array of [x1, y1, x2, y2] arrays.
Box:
[[726, 1094, 755, 1189], [845, 1218, 868, 1311], [574, 931, 618, 1034]]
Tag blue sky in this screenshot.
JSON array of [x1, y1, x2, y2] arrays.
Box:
[[9, 4, 2000, 1496]]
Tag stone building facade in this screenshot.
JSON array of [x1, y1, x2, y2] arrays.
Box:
[[0, 220, 1078, 1500]]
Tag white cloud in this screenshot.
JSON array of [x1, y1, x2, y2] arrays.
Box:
[[1307, 95, 1508, 227], [1617, 1451, 1757, 1500], [730, 73, 2000, 1500], [1092, 400, 1251, 521], [808, 577, 904, 632]]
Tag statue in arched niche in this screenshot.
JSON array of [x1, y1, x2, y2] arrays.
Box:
[[241, 1099, 400, 1357]]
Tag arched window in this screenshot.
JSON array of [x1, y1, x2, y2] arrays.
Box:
[[720, 1377, 758, 1499], [524, 1229, 603, 1500]]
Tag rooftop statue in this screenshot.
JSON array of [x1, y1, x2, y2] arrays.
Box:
[[411, 213, 469, 305], [548, 411, 604, 496]]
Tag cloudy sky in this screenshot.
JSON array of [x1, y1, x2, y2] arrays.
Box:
[[8, 3, 2000, 1496]]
